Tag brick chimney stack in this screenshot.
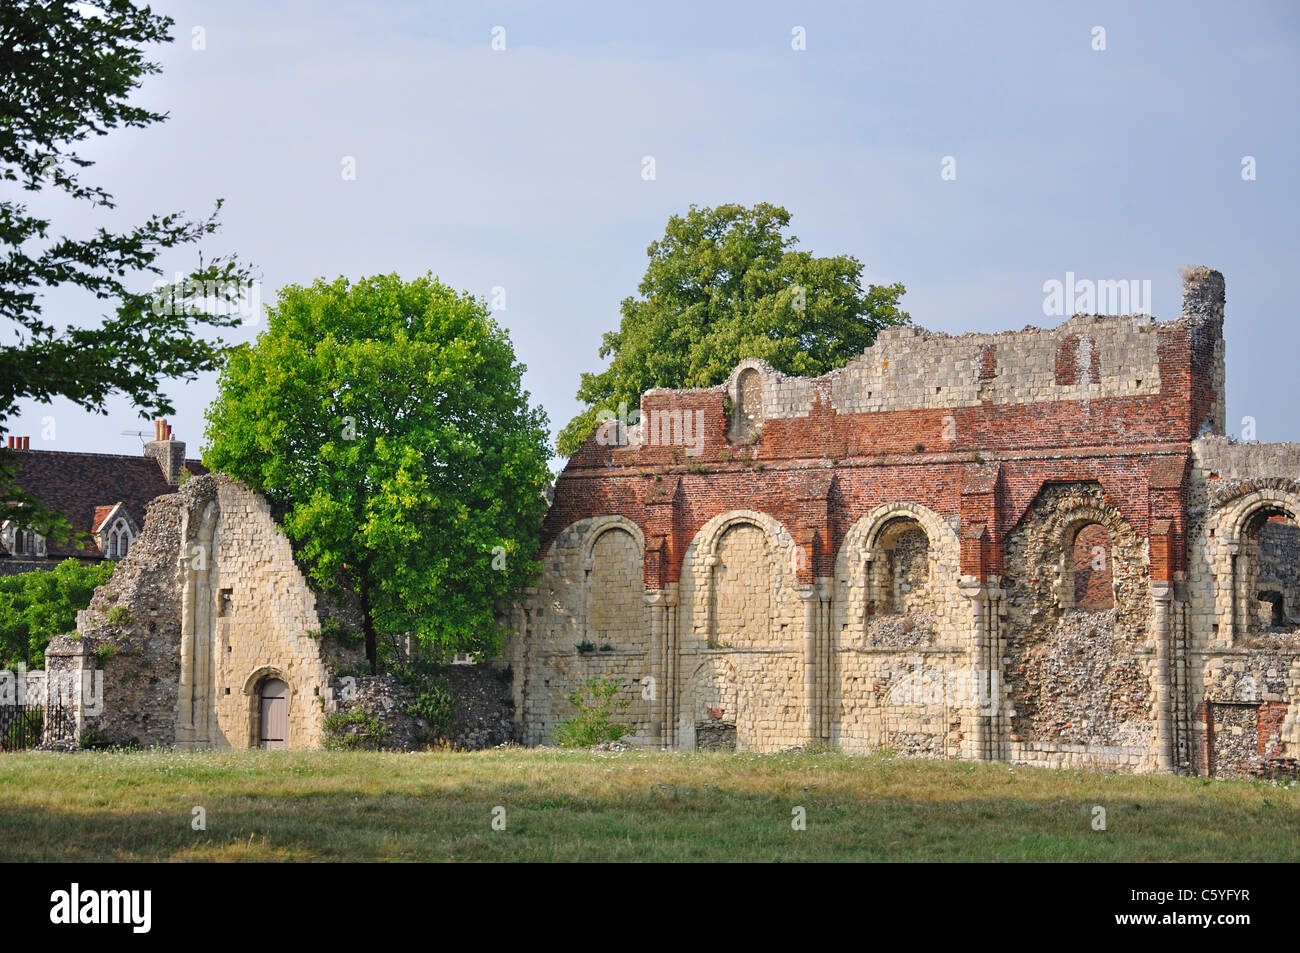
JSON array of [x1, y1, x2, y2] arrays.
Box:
[[143, 417, 187, 484]]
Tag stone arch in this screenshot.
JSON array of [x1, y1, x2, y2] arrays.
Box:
[[1071, 523, 1115, 610], [834, 503, 961, 648], [1001, 482, 1152, 748], [681, 509, 800, 650], [241, 666, 294, 749], [1204, 484, 1300, 644], [533, 515, 648, 653], [678, 656, 739, 750], [731, 367, 764, 442], [580, 517, 646, 650]]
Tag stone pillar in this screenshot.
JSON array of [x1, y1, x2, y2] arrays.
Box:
[[645, 589, 666, 750], [663, 584, 679, 749], [959, 577, 989, 760], [797, 584, 817, 745], [817, 578, 832, 743], [41, 635, 94, 745], [1152, 582, 1174, 772]]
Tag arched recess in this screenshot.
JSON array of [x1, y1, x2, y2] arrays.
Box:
[[680, 509, 800, 650], [580, 516, 647, 651], [241, 666, 293, 750], [533, 515, 647, 652], [834, 503, 961, 648], [1205, 484, 1300, 645], [678, 656, 739, 751], [1001, 482, 1152, 748]]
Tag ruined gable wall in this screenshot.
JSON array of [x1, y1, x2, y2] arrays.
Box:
[[71, 475, 344, 749]]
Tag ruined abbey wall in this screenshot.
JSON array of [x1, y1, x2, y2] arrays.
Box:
[[507, 267, 1300, 775], [61, 475, 349, 749]]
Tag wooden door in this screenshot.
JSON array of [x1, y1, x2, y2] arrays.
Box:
[[260, 678, 289, 749]]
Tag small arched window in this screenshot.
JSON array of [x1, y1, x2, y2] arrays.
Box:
[[107, 519, 133, 559], [731, 367, 764, 442], [1070, 523, 1114, 611]]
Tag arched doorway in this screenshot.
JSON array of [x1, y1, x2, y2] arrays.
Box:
[[259, 678, 290, 749]]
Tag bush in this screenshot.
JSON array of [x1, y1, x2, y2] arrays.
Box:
[[408, 678, 455, 741], [92, 643, 118, 668], [322, 708, 388, 750], [106, 605, 131, 626], [553, 675, 634, 748]]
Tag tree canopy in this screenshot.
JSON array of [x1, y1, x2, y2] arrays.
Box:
[[0, 0, 253, 543], [203, 274, 552, 669], [0, 558, 115, 669], [556, 203, 909, 455]]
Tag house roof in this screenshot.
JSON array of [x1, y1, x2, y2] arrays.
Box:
[[3, 448, 207, 559]]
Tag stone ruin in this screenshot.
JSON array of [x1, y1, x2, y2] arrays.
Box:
[[505, 267, 1300, 775]]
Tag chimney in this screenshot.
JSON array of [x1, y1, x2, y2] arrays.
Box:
[[6, 436, 30, 450], [1179, 265, 1225, 321], [143, 417, 187, 484], [1178, 266, 1227, 438]]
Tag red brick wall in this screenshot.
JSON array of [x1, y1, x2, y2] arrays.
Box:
[[543, 322, 1212, 587]]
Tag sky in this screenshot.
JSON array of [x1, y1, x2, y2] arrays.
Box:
[[9, 0, 1300, 461]]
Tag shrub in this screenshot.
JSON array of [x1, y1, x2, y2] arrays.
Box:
[[322, 708, 388, 750], [553, 675, 633, 748], [106, 605, 131, 626], [408, 678, 455, 741], [92, 643, 118, 668]]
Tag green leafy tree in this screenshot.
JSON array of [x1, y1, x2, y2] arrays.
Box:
[[203, 274, 552, 670], [557, 203, 909, 455], [0, 558, 115, 669], [0, 0, 254, 543]]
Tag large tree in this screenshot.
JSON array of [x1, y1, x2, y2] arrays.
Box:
[[556, 203, 910, 455], [0, 0, 253, 543], [203, 274, 552, 669]]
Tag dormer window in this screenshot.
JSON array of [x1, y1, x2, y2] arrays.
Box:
[[107, 518, 134, 560], [1, 523, 44, 558]]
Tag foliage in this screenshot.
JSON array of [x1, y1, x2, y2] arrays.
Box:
[[556, 203, 909, 455], [91, 643, 118, 668], [106, 605, 131, 626], [203, 273, 552, 669], [0, 558, 114, 668], [77, 728, 112, 750], [0, 0, 254, 542], [552, 675, 633, 748], [408, 678, 456, 741], [322, 708, 388, 751]]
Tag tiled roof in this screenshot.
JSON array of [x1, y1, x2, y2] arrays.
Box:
[[91, 505, 115, 532], [2, 449, 205, 559]]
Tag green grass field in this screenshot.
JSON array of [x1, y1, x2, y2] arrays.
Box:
[[1, 747, 1296, 861]]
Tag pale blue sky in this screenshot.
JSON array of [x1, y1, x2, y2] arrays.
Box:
[[10, 0, 1300, 459]]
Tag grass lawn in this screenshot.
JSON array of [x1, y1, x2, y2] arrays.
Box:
[[0, 747, 1296, 861]]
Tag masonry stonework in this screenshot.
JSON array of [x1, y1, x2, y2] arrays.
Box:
[[506, 266, 1300, 774]]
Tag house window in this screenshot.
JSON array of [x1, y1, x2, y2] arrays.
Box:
[[107, 518, 134, 560]]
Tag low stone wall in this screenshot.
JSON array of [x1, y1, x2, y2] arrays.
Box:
[[329, 664, 516, 751]]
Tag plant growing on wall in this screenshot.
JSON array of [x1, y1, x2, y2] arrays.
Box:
[[556, 203, 909, 455], [553, 675, 634, 748], [204, 273, 552, 670]]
